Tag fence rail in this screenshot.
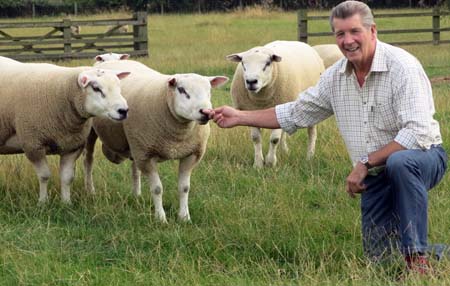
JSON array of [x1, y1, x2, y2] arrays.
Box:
[[0, 11, 148, 61], [298, 8, 450, 46]]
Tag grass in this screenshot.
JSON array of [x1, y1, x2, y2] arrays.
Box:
[[1, 7, 450, 285]]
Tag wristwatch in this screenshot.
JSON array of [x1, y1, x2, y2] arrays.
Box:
[[359, 155, 373, 170]]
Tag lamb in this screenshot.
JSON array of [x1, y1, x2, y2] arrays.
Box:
[[84, 59, 228, 222], [0, 56, 130, 204], [94, 52, 130, 64], [227, 40, 325, 168], [312, 44, 344, 69]]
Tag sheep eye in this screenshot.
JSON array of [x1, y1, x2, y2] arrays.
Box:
[[241, 63, 246, 71], [92, 86, 105, 98], [263, 61, 271, 71], [177, 87, 186, 94]]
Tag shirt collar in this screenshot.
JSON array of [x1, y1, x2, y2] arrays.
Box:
[[339, 40, 388, 76]]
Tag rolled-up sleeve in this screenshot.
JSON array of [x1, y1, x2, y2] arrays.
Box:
[[394, 63, 440, 149], [275, 84, 334, 135]]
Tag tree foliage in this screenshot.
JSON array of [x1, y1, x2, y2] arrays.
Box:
[[0, 0, 447, 17]]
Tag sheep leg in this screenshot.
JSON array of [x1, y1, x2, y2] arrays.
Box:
[[266, 129, 282, 167], [26, 151, 51, 203], [131, 160, 141, 196], [138, 158, 167, 223], [306, 125, 317, 160], [60, 148, 83, 203], [251, 127, 264, 168], [178, 154, 199, 222], [83, 129, 98, 194], [280, 131, 289, 153]]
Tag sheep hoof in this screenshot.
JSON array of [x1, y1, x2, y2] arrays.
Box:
[[265, 157, 277, 167], [155, 212, 168, 224], [253, 160, 264, 169], [178, 212, 191, 222]]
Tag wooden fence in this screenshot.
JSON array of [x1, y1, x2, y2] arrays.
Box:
[[0, 11, 148, 61], [298, 8, 450, 46]]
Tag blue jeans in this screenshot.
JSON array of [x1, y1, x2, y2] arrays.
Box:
[[361, 145, 447, 259]]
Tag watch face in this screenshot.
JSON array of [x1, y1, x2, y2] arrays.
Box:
[[360, 155, 369, 164]]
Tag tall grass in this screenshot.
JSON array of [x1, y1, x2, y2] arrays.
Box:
[[1, 8, 450, 285]]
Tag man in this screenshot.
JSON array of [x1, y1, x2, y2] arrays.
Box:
[[205, 0, 447, 274]]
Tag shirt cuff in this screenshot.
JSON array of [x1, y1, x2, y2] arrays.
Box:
[[275, 102, 297, 135], [394, 128, 420, 149]]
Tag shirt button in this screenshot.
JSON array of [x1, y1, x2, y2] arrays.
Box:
[[363, 102, 367, 105], [364, 121, 367, 124], [366, 141, 369, 144]]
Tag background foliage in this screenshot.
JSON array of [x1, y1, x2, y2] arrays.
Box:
[[0, 0, 449, 17]]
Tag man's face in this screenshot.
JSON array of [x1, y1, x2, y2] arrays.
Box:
[[333, 14, 377, 69]]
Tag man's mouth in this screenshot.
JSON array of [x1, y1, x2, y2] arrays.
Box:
[[345, 46, 359, 52]]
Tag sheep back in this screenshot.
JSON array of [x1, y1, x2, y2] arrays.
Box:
[[0, 59, 91, 154], [93, 60, 209, 163]]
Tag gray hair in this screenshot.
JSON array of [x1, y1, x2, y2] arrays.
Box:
[[329, 1, 375, 32]]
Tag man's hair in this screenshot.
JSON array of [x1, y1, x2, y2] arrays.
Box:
[[329, 1, 375, 32]]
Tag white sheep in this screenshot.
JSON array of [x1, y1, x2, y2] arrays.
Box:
[[71, 25, 81, 35], [0, 56, 130, 204], [312, 44, 344, 69], [94, 53, 130, 64], [84, 60, 228, 222], [227, 40, 325, 168], [106, 25, 129, 34]]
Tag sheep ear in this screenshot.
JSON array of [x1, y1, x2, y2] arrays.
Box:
[[209, 76, 229, 88], [120, 54, 130, 60], [168, 77, 177, 88], [94, 55, 104, 62], [226, 54, 242, 62], [115, 71, 130, 80], [78, 73, 93, 88], [271, 54, 282, 62]]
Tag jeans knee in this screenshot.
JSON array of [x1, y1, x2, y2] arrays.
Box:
[[386, 151, 416, 178]]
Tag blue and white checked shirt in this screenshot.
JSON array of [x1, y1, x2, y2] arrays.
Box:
[[276, 40, 442, 165]]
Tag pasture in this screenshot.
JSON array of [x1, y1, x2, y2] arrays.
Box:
[[1, 7, 450, 285]]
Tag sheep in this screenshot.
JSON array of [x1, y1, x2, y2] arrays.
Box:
[[312, 44, 344, 69], [0, 56, 130, 204], [83, 59, 228, 222], [71, 25, 81, 35], [94, 53, 130, 64], [106, 25, 129, 34], [227, 40, 325, 168]]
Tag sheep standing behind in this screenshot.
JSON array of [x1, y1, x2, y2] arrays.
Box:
[[84, 60, 228, 222], [71, 25, 81, 35], [0, 56, 129, 203], [94, 53, 130, 65], [227, 40, 325, 168], [312, 44, 344, 69]]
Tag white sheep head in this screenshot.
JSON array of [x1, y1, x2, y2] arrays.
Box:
[[167, 74, 228, 124], [78, 69, 130, 121], [94, 53, 130, 63], [227, 47, 282, 94]]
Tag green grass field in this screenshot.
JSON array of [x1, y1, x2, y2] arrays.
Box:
[[1, 7, 450, 285]]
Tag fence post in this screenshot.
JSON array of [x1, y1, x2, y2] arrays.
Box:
[[297, 8, 308, 43], [133, 11, 148, 55], [432, 7, 440, 45], [63, 18, 72, 56]]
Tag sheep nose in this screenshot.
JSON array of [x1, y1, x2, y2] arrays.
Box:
[[246, 79, 258, 85], [118, 108, 128, 119]]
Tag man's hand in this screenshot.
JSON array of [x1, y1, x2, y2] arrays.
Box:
[[345, 163, 368, 198], [203, 106, 241, 128]]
